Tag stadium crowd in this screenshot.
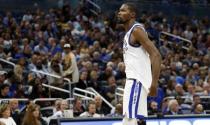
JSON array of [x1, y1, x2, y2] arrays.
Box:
[[0, 0, 210, 124]]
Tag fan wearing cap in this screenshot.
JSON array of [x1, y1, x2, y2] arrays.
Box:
[[62, 43, 79, 82]]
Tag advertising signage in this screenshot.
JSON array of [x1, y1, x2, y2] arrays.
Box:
[[59, 116, 210, 125]]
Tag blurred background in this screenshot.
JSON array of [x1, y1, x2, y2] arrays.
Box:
[[0, 0, 210, 125]]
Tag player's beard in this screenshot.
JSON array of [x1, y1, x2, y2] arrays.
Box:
[[116, 17, 128, 24]]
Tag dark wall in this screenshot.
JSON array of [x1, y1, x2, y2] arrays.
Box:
[[97, 0, 210, 18]]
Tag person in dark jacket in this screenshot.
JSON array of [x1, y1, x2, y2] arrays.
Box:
[[166, 99, 183, 115]]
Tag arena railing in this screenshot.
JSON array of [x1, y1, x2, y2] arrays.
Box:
[[73, 87, 115, 113], [33, 98, 92, 110], [87, 87, 115, 110], [0, 58, 16, 67], [115, 87, 124, 102], [165, 95, 210, 100], [66, 97, 94, 109], [86, 0, 101, 15], [0, 98, 29, 104], [73, 87, 96, 100], [31, 69, 75, 98], [0, 58, 75, 98], [159, 31, 192, 51], [0, 98, 29, 113], [115, 88, 210, 101], [42, 83, 71, 96], [165, 95, 210, 114], [33, 98, 62, 104]]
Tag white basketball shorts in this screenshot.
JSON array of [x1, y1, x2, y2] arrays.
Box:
[[123, 78, 148, 119]]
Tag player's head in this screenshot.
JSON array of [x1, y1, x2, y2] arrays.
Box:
[[117, 2, 137, 24]]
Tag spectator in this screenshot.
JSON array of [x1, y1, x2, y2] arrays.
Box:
[[76, 70, 88, 90], [29, 78, 48, 99], [28, 54, 38, 70], [34, 40, 49, 55], [9, 99, 20, 124], [148, 101, 160, 115], [88, 70, 101, 93], [115, 62, 126, 84], [107, 103, 123, 117], [0, 45, 6, 59], [176, 96, 191, 114], [79, 101, 101, 118], [22, 11, 32, 21], [192, 95, 201, 109], [159, 40, 170, 57], [195, 79, 204, 93], [102, 75, 117, 103], [47, 37, 61, 56], [53, 99, 62, 113], [94, 96, 110, 115], [183, 25, 193, 40], [204, 70, 210, 83], [0, 104, 16, 125], [22, 103, 47, 125], [185, 69, 198, 85], [166, 99, 183, 115], [184, 84, 195, 104], [0, 84, 10, 98], [13, 65, 24, 83], [51, 100, 68, 118], [29, 53, 48, 78], [193, 104, 204, 114], [62, 43, 79, 82], [203, 83, 210, 96], [48, 56, 64, 87], [174, 84, 185, 96], [73, 98, 85, 117], [98, 66, 113, 81], [165, 79, 175, 96], [3, 71, 14, 90], [14, 84, 26, 98], [0, 71, 7, 85], [22, 40, 32, 59], [92, 51, 103, 65]]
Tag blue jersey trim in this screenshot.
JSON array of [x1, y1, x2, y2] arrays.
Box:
[[128, 79, 136, 118], [135, 82, 142, 117], [128, 24, 141, 48]]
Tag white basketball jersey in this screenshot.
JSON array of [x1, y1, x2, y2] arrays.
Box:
[[123, 23, 152, 92]]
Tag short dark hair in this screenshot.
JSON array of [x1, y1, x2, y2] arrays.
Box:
[[124, 2, 138, 17], [0, 84, 10, 90]]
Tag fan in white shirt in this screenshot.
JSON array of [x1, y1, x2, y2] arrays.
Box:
[[80, 101, 102, 118], [0, 104, 16, 125]]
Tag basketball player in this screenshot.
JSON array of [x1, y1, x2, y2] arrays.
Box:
[[117, 3, 162, 125]]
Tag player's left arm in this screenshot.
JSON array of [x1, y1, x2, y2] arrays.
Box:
[[132, 27, 162, 96]]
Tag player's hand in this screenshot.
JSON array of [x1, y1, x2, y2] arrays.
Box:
[[148, 84, 158, 97]]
